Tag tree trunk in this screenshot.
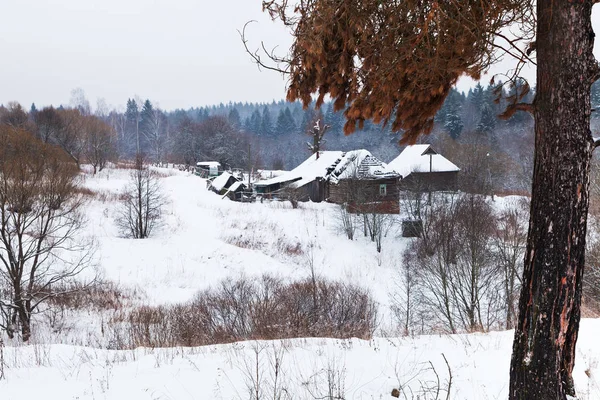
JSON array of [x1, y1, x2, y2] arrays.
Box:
[[509, 1, 597, 398]]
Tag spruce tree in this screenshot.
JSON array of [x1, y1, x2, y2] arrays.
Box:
[[125, 99, 140, 155], [283, 107, 297, 134], [275, 109, 287, 135], [443, 92, 464, 139], [228, 108, 241, 129], [260, 106, 274, 136]]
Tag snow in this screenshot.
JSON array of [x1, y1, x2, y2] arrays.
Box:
[[388, 144, 460, 179], [1, 165, 599, 399], [196, 161, 221, 168], [3, 321, 600, 399], [257, 169, 288, 180]]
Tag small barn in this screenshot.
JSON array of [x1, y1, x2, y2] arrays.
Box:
[[208, 172, 248, 201], [387, 145, 460, 192], [327, 150, 401, 214], [195, 161, 222, 178], [222, 181, 249, 202]]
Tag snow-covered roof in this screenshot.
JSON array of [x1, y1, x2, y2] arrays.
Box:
[[228, 181, 244, 192], [329, 150, 399, 183], [256, 169, 288, 180], [387, 144, 460, 179], [196, 161, 221, 168], [210, 172, 234, 192], [254, 151, 344, 188], [254, 150, 399, 190]]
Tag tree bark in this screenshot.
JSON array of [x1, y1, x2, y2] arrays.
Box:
[[509, 1, 597, 399]]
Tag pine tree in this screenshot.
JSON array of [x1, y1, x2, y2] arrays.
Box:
[[470, 83, 485, 110], [228, 108, 241, 129], [477, 103, 496, 134], [139, 100, 155, 153], [125, 99, 140, 155], [264, 2, 597, 396], [260, 106, 274, 136], [443, 92, 464, 139], [250, 109, 261, 135], [275, 109, 287, 135], [283, 107, 297, 134], [197, 108, 209, 122]]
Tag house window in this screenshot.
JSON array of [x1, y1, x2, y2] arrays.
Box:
[[379, 184, 387, 196]]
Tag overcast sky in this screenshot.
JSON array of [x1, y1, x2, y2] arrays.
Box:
[[1, 1, 599, 112], [0, 0, 292, 111]]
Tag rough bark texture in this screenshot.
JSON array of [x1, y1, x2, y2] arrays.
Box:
[[509, 1, 597, 399]]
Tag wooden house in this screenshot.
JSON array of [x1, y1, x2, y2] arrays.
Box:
[[253, 150, 401, 213], [387, 145, 460, 192], [253, 151, 343, 201], [327, 150, 401, 214]]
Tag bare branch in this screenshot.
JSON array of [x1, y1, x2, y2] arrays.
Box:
[[239, 21, 290, 75]]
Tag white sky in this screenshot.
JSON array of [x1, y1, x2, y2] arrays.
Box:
[[0, 1, 599, 112], [0, 0, 292, 111]]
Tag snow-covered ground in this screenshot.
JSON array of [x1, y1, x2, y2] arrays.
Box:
[[1, 166, 599, 399]]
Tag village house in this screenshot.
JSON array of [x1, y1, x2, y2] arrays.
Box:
[[387, 144, 460, 192], [253, 151, 343, 202], [327, 150, 401, 214], [254, 150, 401, 213], [252, 145, 457, 213]]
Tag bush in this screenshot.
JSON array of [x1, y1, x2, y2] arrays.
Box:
[[122, 275, 377, 348]]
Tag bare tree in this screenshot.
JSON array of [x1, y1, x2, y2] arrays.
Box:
[[493, 199, 528, 329], [337, 204, 356, 240], [82, 116, 117, 174], [53, 108, 85, 166], [391, 248, 420, 336], [0, 102, 30, 129], [410, 194, 461, 334], [404, 193, 501, 334], [33, 106, 62, 143], [0, 127, 93, 341], [451, 195, 498, 332], [307, 118, 328, 159], [115, 154, 165, 239], [69, 87, 91, 116]]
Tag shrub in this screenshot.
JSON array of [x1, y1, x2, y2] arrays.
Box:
[[121, 275, 377, 348]]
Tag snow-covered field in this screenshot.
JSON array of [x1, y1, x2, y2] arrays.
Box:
[[1, 166, 600, 399]]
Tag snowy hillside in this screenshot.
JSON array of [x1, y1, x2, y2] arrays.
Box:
[[1, 165, 599, 399]]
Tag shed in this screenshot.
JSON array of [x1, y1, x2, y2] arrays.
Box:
[[195, 161, 222, 178]]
